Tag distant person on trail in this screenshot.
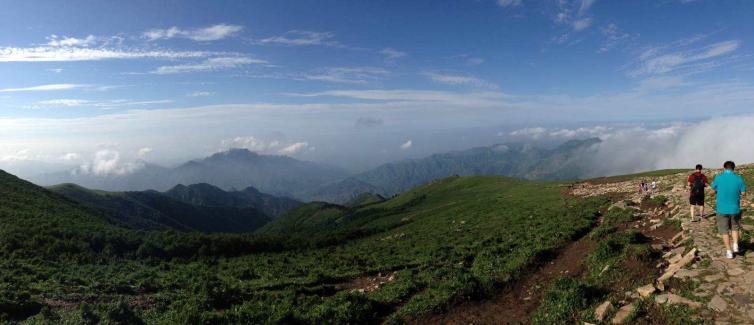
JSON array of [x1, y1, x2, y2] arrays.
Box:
[[651, 180, 657, 193], [688, 164, 709, 222], [710, 161, 747, 259]]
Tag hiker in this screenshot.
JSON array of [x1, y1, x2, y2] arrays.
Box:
[[688, 164, 709, 222], [651, 180, 657, 193], [710, 161, 747, 259]]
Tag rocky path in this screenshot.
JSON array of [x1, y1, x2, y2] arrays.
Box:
[[578, 167, 754, 324]]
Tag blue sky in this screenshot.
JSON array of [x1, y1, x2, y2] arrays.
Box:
[[0, 0, 753, 175]]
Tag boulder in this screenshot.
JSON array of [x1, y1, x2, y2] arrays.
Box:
[[637, 284, 656, 297], [594, 300, 615, 322], [612, 303, 635, 324], [709, 295, 728, 312]]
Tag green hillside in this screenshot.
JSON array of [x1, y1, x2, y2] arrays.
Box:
[[48, 183, 272, 232], [0, 169, 607, 323], [164, 183, 301, 217]]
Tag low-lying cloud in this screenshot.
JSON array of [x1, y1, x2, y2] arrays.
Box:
[[76, 149, 145, 177], [509, 115, 754, 178]]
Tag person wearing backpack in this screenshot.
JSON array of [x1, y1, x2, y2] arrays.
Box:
[[688, 164, 709, 222]]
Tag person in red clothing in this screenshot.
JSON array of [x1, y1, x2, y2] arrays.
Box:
[[688, 164, 709, 222]]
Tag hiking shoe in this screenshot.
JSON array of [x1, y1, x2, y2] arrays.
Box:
[[691, 218, 699, 222], [733, 244, 740, 254], [726, 250, 734, 259]]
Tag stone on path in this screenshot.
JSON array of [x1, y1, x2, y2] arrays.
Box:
[[709, 295, 729, 312], [727, 268, 745, 276], [705, 274, 724, 282], [637, 284, 656, 297], [656, 293, 703, 308], [612, 303, 636, 324], [659, 248, 697, 283], [595, 300, 615, 322]]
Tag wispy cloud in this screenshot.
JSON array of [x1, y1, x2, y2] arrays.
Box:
[[298, 67, 390, 84], [0, 84, 87, 92], [422, 71, 498, 89], [29, 98, 173, 109], [278, 142, 310, 155], [551, 0, 597, 43], [151, 57, 266, 74], [258, 30, 343, 47], [220, 136, 310, 156], [187, 91, 215, 97], [46, 34, 97, 47], [629, 38, 741, 77], [400, 140, 413, 150], [143, 24, 243, 41], [598, 23, 631, 53], [287, 89, 507, 107], [0, 46, 211, 62], [381, 48, 407, 59], [497, 0, 522, 8]]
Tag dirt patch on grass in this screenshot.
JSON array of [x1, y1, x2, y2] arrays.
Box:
[[43, 295, 157, 311], [417, 235, 596, 325], [646, 223, 681, 243], [334, 272, 397, 294]]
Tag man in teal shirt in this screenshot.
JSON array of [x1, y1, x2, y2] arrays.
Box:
[[711, 161, 747, 259]]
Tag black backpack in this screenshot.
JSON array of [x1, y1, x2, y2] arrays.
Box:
[[691, 174, 705, 195]]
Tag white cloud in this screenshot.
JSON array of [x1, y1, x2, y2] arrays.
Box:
[[630, 39, 741, 77], [48, 68, 64, 73], [466, 57, 485, 66], [76, 149, 145, 176], [400, 140, 413, 150], [422, 71, 498, 89], [0, 149, 30, 162], [300, 67, 390, 84], [578, 0, 596, 15], [151, 57, 266, 74], [259, 30, 342, 47], [598, 23, 631, 53], [572, 18, 592, 31], [221, 136, 280, 153], [381, 48, 407, 59], [143, 24, 243, 41], [35, 99, 91, 107], [220, 136, 309, 156], [552, 0, 595, 33], [287, 89, 507, 107], [278, 142, 309, 155], [0, 84, 87, 92], [61, 152, 81, 161], [0, 46, 210, 62], [509, 127, 548, 139], [498, 0, 522, 7], [30, 98, 173, 109], [187, 91, 215, 97], [46, 34, 97, 47], [136, 147, 153, 158]]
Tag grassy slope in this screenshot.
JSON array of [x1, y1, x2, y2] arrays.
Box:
[[0, 171, 606, 324], [48, 183, 272, 233], [234, 176, 606, 322]]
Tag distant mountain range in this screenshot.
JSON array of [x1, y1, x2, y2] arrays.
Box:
[[304, 138, 601, 203], [32, 138, 601, 204], [48, 182, 301, 232], [32, 149, 347, 198]]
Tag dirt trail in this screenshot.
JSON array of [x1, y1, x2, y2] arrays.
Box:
[[579, 166, 754, 323], [419, 235, 596, 324]]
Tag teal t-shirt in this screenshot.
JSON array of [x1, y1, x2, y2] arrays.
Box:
[[711, 170, 747, 215]]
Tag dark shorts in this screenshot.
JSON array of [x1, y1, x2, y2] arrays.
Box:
[[717, 213, 742, 234], [689, 193, 705, 206]]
